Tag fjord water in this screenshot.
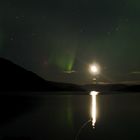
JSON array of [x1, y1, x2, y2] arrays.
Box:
[[0, 92, 140, 140]]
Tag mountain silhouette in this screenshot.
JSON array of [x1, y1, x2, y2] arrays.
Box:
[[0, 57, 139, 93], [0, 57, 83, 92]]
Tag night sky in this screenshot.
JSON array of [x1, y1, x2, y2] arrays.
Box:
[[0, 0, 140, 84]]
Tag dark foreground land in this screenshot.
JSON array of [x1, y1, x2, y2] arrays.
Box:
[[0, 57, 83, 92], [0, 57, 140, 93]]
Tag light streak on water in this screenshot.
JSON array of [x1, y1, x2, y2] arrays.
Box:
[[90, 91, 99, 128]]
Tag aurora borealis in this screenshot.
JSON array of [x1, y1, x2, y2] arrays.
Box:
[[0, 0, 140, 84]]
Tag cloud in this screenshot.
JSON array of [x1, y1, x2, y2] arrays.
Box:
[[120, 80, 140, 85], [63, 70, 76, 74], [131, 71, 140, 74]]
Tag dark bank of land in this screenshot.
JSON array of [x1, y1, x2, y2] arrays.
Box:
[[0, 57, 83, 92], [83, 84, 140, 93], [0, 57, 140, 93]]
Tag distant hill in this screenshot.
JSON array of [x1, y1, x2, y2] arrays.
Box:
[[83, 83, 140, 93], [0, 57, 139, 93], [0, 57, 84, 92]]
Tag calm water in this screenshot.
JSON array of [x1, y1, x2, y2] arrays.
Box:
[[0, 92, 140, 140]]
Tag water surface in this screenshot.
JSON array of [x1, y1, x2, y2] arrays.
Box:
[[0, 92, 140, 140]]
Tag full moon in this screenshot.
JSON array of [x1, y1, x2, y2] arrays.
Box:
[[89, 64, 100, 75]]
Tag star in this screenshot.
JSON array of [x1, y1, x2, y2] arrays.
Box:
[[16, 16, 19, 19]]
